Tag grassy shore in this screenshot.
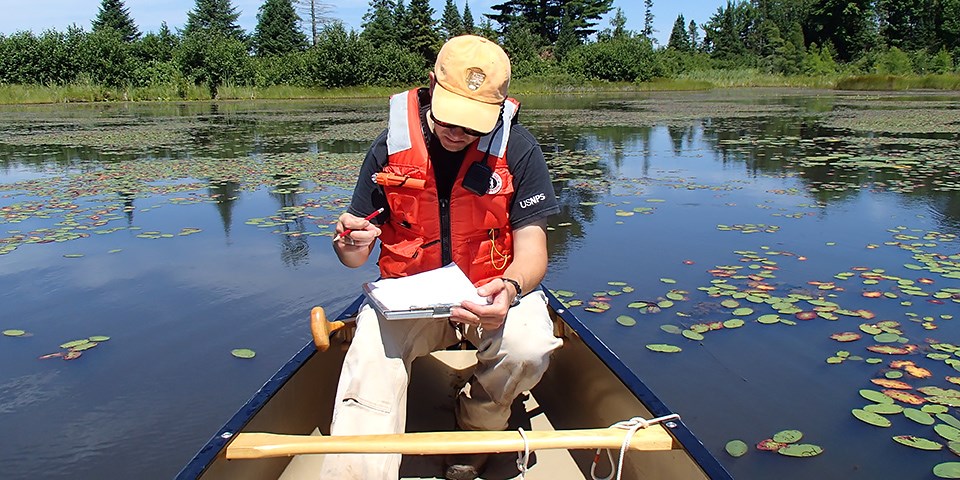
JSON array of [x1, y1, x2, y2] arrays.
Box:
[[1, 71, 958, 105]]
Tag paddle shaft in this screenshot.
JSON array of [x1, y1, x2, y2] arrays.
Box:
[[226, 427, 678, 459]]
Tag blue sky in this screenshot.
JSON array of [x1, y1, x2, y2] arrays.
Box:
[[0, 0, 724, 46]]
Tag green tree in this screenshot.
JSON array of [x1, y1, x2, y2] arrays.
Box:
[[667, 14, 689, 51], [703, 1, 753, 61], [940, 0, 960, 52], [362, 0, 398, 46], [405, 0, 440, 63], [253, 0, 307, 56], [554, 12, 580, 60], [463, 2, 475, 33], [91, 0, 141, 42], [642, 0, 654, 38], [487, 0, 614, 44], [176, 30, 250, 97], [441, 0, 464, 39], [183, 0, 245, 41], [876, 0, 936, 51], [688, 20, 699, 50], [805, 0, 875, 62], [564, 35, 656, 82]]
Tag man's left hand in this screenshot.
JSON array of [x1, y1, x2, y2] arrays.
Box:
[[451, 279, 513, 330]]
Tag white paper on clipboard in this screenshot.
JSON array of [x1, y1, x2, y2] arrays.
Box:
[[362, 263, 491, 320]]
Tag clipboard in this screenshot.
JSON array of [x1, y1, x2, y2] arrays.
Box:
[[361, 263, 491, 320]]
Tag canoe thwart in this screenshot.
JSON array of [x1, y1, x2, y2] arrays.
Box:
[[225, 426, 680, 459]]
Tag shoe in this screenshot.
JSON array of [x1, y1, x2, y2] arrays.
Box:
[[443, 453, 489, 480]]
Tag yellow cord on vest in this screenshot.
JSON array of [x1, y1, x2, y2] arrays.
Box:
[[489, 229, 510, 270]]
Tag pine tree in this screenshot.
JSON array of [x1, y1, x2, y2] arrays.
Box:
[[440, 0, 464, 39], [361, 0, 398, 46], [253, 0, 307, 56], [406, 0, 440, 63], [487, 0, 614, 44], [91, 0, 140, 42], [668, 14, 689, 51], [462, 2, 475, 34], [642, 0, 654, 38], [688, 20, 699, 51], [604, 7, 628, 39], [184, 0, 245, 41], [554, 12, 579, 60]]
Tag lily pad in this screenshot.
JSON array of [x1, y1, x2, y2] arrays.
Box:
[[904, 408, 936, 425], [616, 315, 637, 327], [2, 329, 26, 337], [935, 462, 960, 478], [88, 336, 111, 342], [772, 430, 803, 443], [231, 348, 256, 359], [893, 435, 942, 450], [660, 325, 682, 334], [777, 444, 823, 457], [646, 344, 681, 353], [937, 424, 960, 442], [723, 319, 745, 329], [860, 389, 894, 404], [852, 408, 892, 427], [725, 439, 748, 457]]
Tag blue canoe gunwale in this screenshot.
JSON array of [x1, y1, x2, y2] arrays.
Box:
[[176, 289, 733, 479]]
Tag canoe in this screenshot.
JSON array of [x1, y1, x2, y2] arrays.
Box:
[[176, 289, 733, 480]]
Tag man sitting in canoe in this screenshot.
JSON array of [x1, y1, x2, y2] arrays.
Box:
[[327, 34, 563, 480]]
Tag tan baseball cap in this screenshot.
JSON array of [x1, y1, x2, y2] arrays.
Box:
[[432, 35, 511, 135]]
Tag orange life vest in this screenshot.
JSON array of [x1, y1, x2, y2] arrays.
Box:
[[377, 88, 520, 286]]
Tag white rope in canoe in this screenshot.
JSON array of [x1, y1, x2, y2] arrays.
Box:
[[513, 413, 681, 480], [589, 414, 681, 480]]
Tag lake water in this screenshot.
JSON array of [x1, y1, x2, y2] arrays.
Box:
[[2, 90, 960, 480]]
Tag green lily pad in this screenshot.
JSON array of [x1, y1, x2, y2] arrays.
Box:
[[757, 314, 781, 324], [682, 330, 704, 341], [60, 339, 91, 349], [721, 299, 740, 308], [772, 430, 803, 443], [660, 278, 677, 284], [231, 348, 256, 359], [725, 439, 748, 457], [660, 325, 682, 334], [860, 389, 894, 404], [904, 408, 936, 425], [88, 336, 111, 342], [936, 424, 960, 442], [732, 307, 754, 316], [616, 315, 637, 327], [893, 435, 943, 450], [646, 344, 681, 353], [934, 462, 960, 478], [939, 414, 960, 430], [852, 408, 892, 427], [2, 329, 26, 337], [777, 443, 823, 457], [865, 403, 903, 415], [723, 319, 745, 329]]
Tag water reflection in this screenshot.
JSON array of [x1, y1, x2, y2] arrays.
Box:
[[2, 93, 960, 480]]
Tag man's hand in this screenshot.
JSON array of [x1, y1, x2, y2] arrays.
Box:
[[333, 212, 382, 268], [451, 278, 513, 330]]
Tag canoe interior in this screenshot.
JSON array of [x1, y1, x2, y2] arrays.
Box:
[[189, 303, 719, 480]]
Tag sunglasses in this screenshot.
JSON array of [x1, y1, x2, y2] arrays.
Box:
[[430, 111, 489, 137]]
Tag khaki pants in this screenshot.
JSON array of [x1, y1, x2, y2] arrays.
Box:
[[319, 289, 562, 479]]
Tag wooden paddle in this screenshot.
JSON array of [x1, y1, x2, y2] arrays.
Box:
[[310, 306, 346, 352], [226, 426, 679, 459]]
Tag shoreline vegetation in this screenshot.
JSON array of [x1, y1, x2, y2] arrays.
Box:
[[3, 72, 960, 105]]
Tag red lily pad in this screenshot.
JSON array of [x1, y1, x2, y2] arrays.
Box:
[[831, 332, 862, 342], [756, 439, 787, 451], [871, 378, 912, 390]]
